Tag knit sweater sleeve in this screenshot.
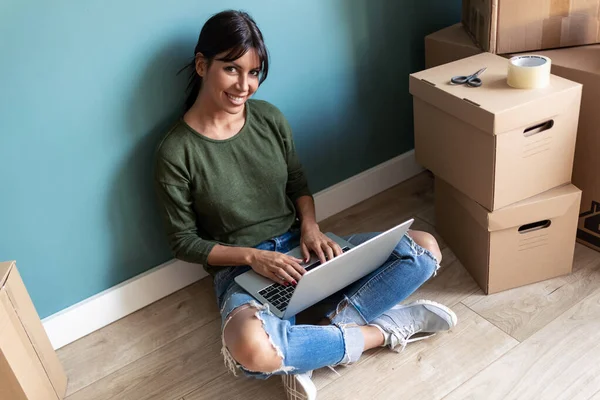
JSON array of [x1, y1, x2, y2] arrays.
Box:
[[275, 109, 312, 202], [154, 156, 217, 266]]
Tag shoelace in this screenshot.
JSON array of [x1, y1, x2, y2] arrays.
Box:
[[284, 385, 308, 400], [283, 373, 314, 400], [284, 385, 306, 399], [389, 322, 420, 352]]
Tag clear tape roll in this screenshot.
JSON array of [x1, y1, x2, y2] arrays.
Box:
[[507, 55, 552, 89]]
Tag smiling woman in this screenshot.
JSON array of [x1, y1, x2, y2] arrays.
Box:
[[180, 10, 269, 133], [153, 9, 454, 400]]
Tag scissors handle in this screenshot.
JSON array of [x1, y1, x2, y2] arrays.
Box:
[[450, 75, 468, 84], [450, 75, 482, 87], [466, 77, 482, 87]]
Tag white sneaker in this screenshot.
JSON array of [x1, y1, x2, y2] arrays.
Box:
[[370, 300, 458, 352], [282, 370, 317, 400]]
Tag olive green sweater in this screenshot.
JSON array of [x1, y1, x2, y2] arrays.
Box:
[[154, 100, 311, 275]]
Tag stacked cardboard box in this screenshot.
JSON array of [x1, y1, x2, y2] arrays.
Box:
[[424, 22, 600, 256], [409, 50, 585, 294], [412, 1, 600, 294]]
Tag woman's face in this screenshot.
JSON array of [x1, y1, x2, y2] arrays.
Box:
[[197, 48, 261, 114]]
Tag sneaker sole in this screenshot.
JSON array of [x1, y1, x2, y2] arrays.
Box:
[[395, 299, 458, 328], [282, 373, 317, 400]]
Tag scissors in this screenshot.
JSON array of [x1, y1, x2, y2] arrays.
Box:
[[450, 67, 487, 87]]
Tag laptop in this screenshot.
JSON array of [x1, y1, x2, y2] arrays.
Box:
[[235, 218, 414, 319]]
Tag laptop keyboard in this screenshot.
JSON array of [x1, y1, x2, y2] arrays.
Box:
[[258, 246, 350, 312]]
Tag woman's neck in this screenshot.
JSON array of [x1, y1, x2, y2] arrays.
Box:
[[184, 93, 245, 140]]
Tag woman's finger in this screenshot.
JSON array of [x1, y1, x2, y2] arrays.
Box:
[[269, 272, 288, 286], [331, 241, 344, 257], [282, 264, 302, 282], [322, 241, 334, 261], [286, 257, 307, 275], [275, 267, 295, 285], [300, 242, 311, 263], [313, 244, 327, 265]]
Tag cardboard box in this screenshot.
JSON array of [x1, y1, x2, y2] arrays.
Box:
[[423, 26, 600, 250], [409, 52, 582, 211], [530, 45, 600, 252], [435, 178, 582, 294], [425, 23, 484, 68], [0, 261, 67, 400], [463, 0, 600, 54]]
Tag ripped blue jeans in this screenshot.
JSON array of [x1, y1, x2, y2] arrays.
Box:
[[213, 229, 440, 379]]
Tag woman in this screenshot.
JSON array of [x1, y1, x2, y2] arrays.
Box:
[[155, 10, 457, 400]]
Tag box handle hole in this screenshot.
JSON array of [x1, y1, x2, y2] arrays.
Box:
[[518, 219, 551, 234], [524, 120, 554, 137]]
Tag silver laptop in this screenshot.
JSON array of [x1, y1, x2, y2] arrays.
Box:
[[235, 219, 414, 319]]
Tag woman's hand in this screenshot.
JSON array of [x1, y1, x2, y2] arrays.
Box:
[[249, 250, 306, 286], [300, 223, 343, 265]]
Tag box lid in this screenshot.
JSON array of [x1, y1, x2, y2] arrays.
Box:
[[0, 261, 14, 288], [487, 184, 581, 231], [409, 52, 582, 134], [445, 182, 581, 232]]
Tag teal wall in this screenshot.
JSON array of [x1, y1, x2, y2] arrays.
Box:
[[0, 0, 460, 318]]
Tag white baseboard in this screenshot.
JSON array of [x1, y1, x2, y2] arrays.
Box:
[[314, 150, 424, 221], [43, 259, 208, 350], [43, 150, 423, 350]]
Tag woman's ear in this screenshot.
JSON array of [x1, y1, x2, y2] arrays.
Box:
[[195, 52, 207, 77]]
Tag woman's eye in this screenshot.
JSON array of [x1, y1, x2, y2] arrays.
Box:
[[250, 70, 260, 77], [225, 66, 236, 73]]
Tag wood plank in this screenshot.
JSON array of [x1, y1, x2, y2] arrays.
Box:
[[589, 389, 600, 400], [182, 371, 285, 400], [462, 243, 600, 341], [316, 303, 518, 400], [443, 289, 600, 400], [65, 318, 224, 400], [404, 255, 480, 308], [62, 279, 222, 399], [417, 205, 436, 226], [319, 172, 434, 236]]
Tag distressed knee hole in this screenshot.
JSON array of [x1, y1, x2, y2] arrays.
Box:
[[221, 302, 294, 376]]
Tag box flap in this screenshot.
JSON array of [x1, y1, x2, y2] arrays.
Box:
[[0, 261, 14, 288], [409, 52, 581, 134], [488, 184, 581, 231]]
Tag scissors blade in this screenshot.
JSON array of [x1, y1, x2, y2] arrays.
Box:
[[472, 67, 487, 78]]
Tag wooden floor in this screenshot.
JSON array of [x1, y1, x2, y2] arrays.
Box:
[[57, 172, 600, 400]]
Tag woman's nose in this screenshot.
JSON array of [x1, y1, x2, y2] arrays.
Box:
[[237, 75, 249, 92]]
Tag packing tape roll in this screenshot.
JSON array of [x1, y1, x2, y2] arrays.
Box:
[[507, 55, 552, 89]]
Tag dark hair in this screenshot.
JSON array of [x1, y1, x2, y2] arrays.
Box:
[[181, 10, 269, 111]]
